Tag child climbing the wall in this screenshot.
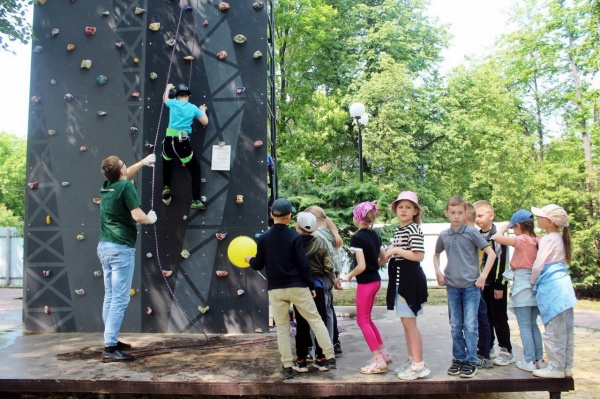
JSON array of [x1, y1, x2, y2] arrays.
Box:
[[161, 83, 209, 210]]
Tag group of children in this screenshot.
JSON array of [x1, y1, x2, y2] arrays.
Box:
[[245, 192, 577, 381]]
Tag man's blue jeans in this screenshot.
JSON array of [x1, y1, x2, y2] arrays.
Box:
[[97, 241, 135, 347], [447, 285, 481, 364]]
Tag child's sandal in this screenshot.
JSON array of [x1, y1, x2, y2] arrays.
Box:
[[360, 361, 388, 374]]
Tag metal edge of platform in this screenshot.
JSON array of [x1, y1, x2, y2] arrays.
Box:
[[0, 377, 575, 397]]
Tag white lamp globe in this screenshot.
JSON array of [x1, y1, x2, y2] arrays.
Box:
[[359, 113, 369, 126], [349, 102, 366, 118]]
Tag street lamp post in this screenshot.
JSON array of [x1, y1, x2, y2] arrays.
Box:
[[349, 103, 368, 182]]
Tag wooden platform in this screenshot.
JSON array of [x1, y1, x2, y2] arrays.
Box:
[[0, 305, 574, 398]]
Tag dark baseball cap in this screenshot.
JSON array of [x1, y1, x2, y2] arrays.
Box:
[[270, 198, 296, 217]]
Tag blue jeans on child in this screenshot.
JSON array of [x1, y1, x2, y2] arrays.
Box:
[[447, 285, 481, 364], [514, 306, 544, 362], [97, 241, 135, 348]]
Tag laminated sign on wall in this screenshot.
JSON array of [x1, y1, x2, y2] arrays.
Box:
[[211, 144, 231, 171]]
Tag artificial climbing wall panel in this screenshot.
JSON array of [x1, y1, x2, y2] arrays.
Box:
[[24, 0, 269, 334]]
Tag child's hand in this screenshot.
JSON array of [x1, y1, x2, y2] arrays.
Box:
[[475, 275, 486, 289], [385, 247, 396, 259], [243, 256, 253, 264], [310, 290, 317, 298], [199, 104, 207, 112], [497, 223, 509, 235], [435, 270, 446, 286], [166, 83, 175, 90]]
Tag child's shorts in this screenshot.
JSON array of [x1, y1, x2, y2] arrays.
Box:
[[395, 293, 423, 318]]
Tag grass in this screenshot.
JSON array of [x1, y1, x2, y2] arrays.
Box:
[[334, 287, 600, 311]]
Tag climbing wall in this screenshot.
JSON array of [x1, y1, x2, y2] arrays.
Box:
[[23, 0, 269, 334]]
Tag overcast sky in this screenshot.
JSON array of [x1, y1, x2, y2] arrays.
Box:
[[0, 1, 516, 139]]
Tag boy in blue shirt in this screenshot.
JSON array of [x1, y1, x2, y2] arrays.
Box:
[[433, 196, 496, 378], [161, 83, 208, 210]]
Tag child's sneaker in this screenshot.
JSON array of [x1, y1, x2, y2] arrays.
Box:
[[459, 362, 478, 378], [292, 359, 309, 373], [280, 366, 294, 379], [447, 359, 463, 376], [516, 360, 537, 372], [397, 363, 431, 380], [325, 357, 337, 369], [311, 357, 330, 371], [191, 199, 206, 210], [476, 355, 494, 369], [493, 347, 515, 366], [394, 358, 412, 374], [533, 365, 565, 378], [162, 186, 172, 205]]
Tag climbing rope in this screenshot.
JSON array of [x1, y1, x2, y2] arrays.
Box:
[[148, 1, 209, 339]]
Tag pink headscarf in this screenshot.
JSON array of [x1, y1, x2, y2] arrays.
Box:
[[353, 201, 379, 224]]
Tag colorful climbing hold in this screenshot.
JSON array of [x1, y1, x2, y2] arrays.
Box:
[[162, 270, 173, 277], [76, 234, 85, 240], [219, 2, 230, 11], [33, 45, 44, 53], [217, 50, 227, 60], [28, 182, 39, 189], [203, 19, 208, 27], [130, 288, 136, 296], [96, 75, 108, 85], [80, 59, 92, 69], [61, 182, 70, 187], [166, 38, 176, 47], [131, 91, 140, 97], [253, 140, 263, 148], [44, 305, 50, 314], [130, 127, 139, 132], [216, 270, 229, 277], [115, 42, 124, 49], [253, 2, 264, 10], [93, 270, 102, 277], [233, 34, 247, 44], [184, 5, 193, 11], [67, 43, 75, 51], [64, 93, 74, 102], [42, 270, 51, 277], [50, 79, 56, 84], [183, 55, 194, 61], [97, 111, 107, 116], [216, 232, 227, 240], [236, 194, 244, 204], [149, 22, 160, 31], [200, 195, 207, 202], [198, 305, 209, 314], [101, 11, 109, 16], [51, 28, 59, 36], [75, 289, 85, 296], [80, 146, 87, 152], [92, 197, 101, 204], [133, 57, 140, 63], [46, 215, 51, 224], [237, 289, 245, 296], [31, 96, 42, 104], [181, 249, 191, 259], [236, 86, 246, 94], [146, 307, 152, 315], [253, 51, 263, 59], [48, 129, 56, 135], [85, 26, 97, 35], [149, 72, 158, 80], [134, 7, 146, 14]]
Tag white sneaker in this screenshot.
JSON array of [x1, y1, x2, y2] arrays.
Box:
[[536, 359, 548, 369], [533, 365, 566, 378], [565, 367, 573, 377], [516, 360, 537, 372], [493, 347, 515, 366], [489, 346, 498, 359], [394, 358, 412, 374], [397, 364, 431, 380]]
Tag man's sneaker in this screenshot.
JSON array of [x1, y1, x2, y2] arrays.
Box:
[[476, 355, 494, 369], [516, 360, 537, 372], [397, 363, 431, 380], [292, 360, 309, 373], [533, 365, 566, 378], [565, 367, 573, 377], [447, 359, 463, 376], [280, 366, 294, 379], [325, 357, 337, 369], [162, 186, 172, 205], [394, 358, 412, 374], [460, 362, 478, 378], [334, 342, 343, 354], [493, 347, 515, 366], [191, 200, 206, 210], [311, 357, 330, 371]]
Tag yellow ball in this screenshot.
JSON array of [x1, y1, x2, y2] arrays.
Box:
[[227, 236, 257, 268]]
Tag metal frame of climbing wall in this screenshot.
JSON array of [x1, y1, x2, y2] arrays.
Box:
[[24, 0, 270, 334]]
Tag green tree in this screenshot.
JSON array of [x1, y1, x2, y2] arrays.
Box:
[[0, 0, 32, 52], [0, 132, 26, 226]]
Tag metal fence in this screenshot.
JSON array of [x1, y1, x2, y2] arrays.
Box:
[[0, 228, 23, 288]]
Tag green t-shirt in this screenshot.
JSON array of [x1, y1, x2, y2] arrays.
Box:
[[99, 179, 141, 248]]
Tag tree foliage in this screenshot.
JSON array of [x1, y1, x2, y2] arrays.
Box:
[[0, 132, 26, 227], [0, 0, 32, 52]]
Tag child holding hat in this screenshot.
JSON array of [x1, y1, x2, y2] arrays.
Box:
[[529, 204, 576, 378]]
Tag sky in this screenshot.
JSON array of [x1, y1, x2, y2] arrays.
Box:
[[0, 0, 517, 139]]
